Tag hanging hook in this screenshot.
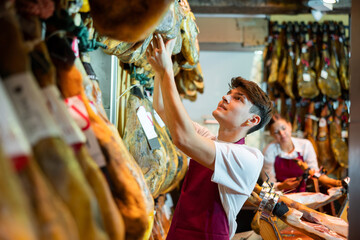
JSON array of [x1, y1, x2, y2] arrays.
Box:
[[117, 84, 141, 101]]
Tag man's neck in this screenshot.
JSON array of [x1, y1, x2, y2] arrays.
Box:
[[217, 127, 246, 143]]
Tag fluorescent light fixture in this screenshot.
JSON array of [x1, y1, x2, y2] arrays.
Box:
[[308, 0, 333, 11], [322, 0, 338, 4], [311, 9, 324, 21]]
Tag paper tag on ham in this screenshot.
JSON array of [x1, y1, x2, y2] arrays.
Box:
[[303, 73, 311, 82], [0, 80, 31, 165], [319, 118, 327, 127], [154, 110, 166, 128], [42, 86, 86, 145], [65, 95, 106, 167], [137, 106, 160, 150], [163, 194, 174, 220], [341, 130, 348, 139], [3, 72, 61, 145], [321, 70, 328, 79]]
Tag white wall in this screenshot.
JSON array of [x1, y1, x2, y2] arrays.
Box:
[[182, 50, 270, 150], [183, 50, 255, 123]]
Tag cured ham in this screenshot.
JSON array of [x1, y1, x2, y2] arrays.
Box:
[[316, 105, 337, 174], [1, 9, 107, 240], [337, 22, 349, 91], [0, 83, 38, 240], [267, 24, 281, 85], [75, 145, 126, 240], [252, 184, 348, 239], [317, 26, 341, 99], [329, 102, 348, 168], [143, 98, 179, 194], [284, 187, 344, 209], [123, 87, 167, 197], [0, 79, 78, 240], [30, 39, 126, 240], [281, 208, 346, 240], [304, 102, 319, 155], [180, 11, 200, 66], [284, 49, 295, 99], [118, 35, 154, 64], [58, 64, 154, 240], [297, 44, 319, 99], [0, 148, 37, 240], [89, 0, 173, 42]]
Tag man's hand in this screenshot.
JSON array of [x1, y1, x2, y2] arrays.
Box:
[[278, 177, 301, 191], [146, 34, 176, 77]]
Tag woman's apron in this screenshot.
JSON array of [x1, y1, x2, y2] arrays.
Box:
[[166, 138, 245, 240], [274, 152, 306, 193]]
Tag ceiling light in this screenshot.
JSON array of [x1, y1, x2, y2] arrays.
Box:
[[308, 0, 333, 11], [322, 0, 339, 4]]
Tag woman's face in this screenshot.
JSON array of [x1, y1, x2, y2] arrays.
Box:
[[270, 119, 292, 144]]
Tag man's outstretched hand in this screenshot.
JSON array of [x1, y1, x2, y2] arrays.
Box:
[[146, 34, 176, 77]]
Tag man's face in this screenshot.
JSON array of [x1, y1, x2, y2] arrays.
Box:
[[270, 119, 292, 144], [212, 87, 254, 128]]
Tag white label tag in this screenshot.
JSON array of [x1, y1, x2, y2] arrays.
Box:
[[154, 110, 166, 128], [137, 106, 160, 150], [341, 130, 348, 139], [0, 81, 31, 158], [321, 70, 328, 79], [163, 193, 174, 220], [303, 73, 311, 82], [42, 86, 86, 145], [3, 73, 61, 145], [306, 114, 319, 121], [163, 203, 171, 220], [296, 57, 301, 66], [319, 118, 327, 128], [65, 96, 106, 167], [137, 106, 157, 139], [165, 193, 174, 208]]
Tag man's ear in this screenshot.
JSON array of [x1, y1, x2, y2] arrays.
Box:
[[249, 115, 261, 126]]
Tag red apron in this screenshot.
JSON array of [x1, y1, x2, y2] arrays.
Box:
[[166, 138, 245, 240], [274, 152, 306, 193]]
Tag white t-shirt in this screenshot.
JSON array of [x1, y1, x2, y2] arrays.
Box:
[[261, 137, 319, 190], [193, 122, 264, 239]]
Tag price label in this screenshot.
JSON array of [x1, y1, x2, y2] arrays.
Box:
[[0, 80, 31, 159], [303, 73, 311, 82], [43, 86, 86, 145], [65, 95, 106, 167], [341, 130, 348, 139], [319, 118, 327, 127], [137, 106, 160, 150], [321, 70, 328, 79], [4, 73, 61, 145]]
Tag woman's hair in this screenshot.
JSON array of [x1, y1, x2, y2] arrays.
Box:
[[268, 113, 287, 129], [229, 77, 273, 134]]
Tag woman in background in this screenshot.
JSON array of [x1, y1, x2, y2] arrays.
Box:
[[261, 113, 319, 192]]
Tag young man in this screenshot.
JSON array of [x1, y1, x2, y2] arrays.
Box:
[[146, 34, 273, 240]]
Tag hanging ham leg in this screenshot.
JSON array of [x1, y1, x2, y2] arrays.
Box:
[[316, 105, 337, 174], [329, 102, 348, 168]]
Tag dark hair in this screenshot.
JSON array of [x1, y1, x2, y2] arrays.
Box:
[[230, 77, 273, 134], [268, 113, 288, 129]]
